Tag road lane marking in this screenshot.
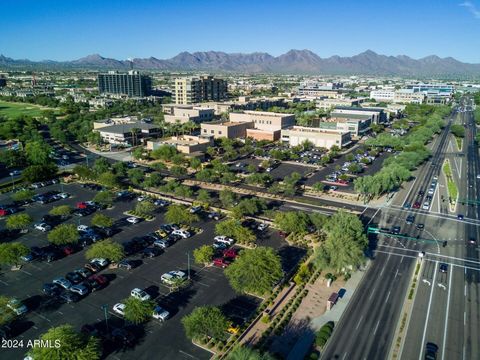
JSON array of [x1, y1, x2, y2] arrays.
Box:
[[341, 353, 348, 360], [402, 176, 418, 206], [442, 269, 453, 360], [368, 285, 377, 301], [373, 320, 380, 335], [419, 262, 439, 360], [385, 290, 391, 303], [355, 315, 363, 330]]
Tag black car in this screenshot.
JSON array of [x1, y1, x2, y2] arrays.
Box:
[[42, 250, 61, 263], [392, 226, 401, 235], [425, 342, 438, 360], [59, 291, 80, 303], [111, 327, 136, 346], [142, 247, 162, 258], [43, 283, 62, 297], [406, 215, 415, 224], [65, 272, 84, 284], [418, 190, 425, 196], [416, 223, 425, 230], [439, 263, 448, 273]]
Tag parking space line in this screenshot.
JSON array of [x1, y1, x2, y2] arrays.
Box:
[[0, 280, 9, 286], [32, 311, 51, 322]]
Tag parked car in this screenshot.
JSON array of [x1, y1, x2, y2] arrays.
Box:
[[77, 225, 91, 233], [207, 211, 222, 220], [113, 303, 126, 316], [171, 229, 191, 239], [223, 248, 239, 258], [425, 342, 438, 360], [84, 262, 101, 273], [213, 257, 232, 268], [152, 306, 170, 321], [439, 263, 448, 273], [130, 288, 151, 301], [154, 239, 173, 249], [258, 223, 269, 231], [213, 242, 228, 250], [154, 199, 170, 207], [70, 284, 90, 296], [90, 258, 109, 268], [43, 283, 62, 297], [416, 223, 425, 230], [189, 206, 202, 214], [66, 272, 84, 284], [126, 217, 141, 224], [74, 268, 93, 279], [7, 298, 28, 315], [161, 270, 187, 285], [406, 215, 415, 224], [59, 291, 80, 303], [142, 247, 162, 258], [118, 259, 134, 270], [52, 277, 72, 289], [413, 202, 421, 209], [214, 235, 235, 245], [34, 223, 51, 232]]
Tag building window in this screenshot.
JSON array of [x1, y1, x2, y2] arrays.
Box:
[[211, 130, 214, 134], [218, 131, 222, 135]]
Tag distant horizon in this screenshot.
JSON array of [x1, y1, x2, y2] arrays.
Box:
[[1, 1, 480, 63], [2, 49, 479, 65]]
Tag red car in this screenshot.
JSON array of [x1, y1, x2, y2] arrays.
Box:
[[223, 249, 239, 259], [89, 274, 108, 285], [61, 245, 76, 256], [213, 257, 233, 268], [76, 202, 88, 209], [0, 209, 8, 217], [336, 179, 349, 185], [413, 202, 421, 209]]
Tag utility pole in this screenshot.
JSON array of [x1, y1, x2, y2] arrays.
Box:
[[101, 304, 109, 332], [187, 252, 191, 280]]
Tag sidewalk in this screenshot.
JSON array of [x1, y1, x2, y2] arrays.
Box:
[[286, 263, 370, 360]]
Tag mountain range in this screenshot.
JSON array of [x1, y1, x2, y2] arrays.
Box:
[[1, 50, 479, 77]]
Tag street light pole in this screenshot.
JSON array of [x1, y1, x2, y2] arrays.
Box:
[[187, 252, 191, 280], [101, 304, 109, 332], [10, 174, 14, 190]]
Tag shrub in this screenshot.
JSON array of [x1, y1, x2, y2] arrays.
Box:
[[261, 315, 270, 324]]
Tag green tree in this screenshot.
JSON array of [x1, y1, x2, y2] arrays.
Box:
[[127, 168, 144, 186], [11, 189, 34, 202], [312, 182, 325, 192], [90, 213, 114, 228], [450, 124, 465, 138], [171, 165, 187, 177], [294, 263, 312, 285], [22, 164, 57, 183], [112, 162, 128, 177], [47, 224, 79, 245], [225, 247, 283, 296], [274, 211, 310, 234], [144, 172, 163, 187], [87, 131, 103, 145], [215, 219, 256, 245], [196, 189, 212, 205], [93, 191, 114, 207], [193, 245, 215, 266], [165, 204, 198, 225], [24, 140, 52, 165], [124, 297, 156, 324], [132, 147, 146, 160], [151, 144, 177, 161], [219, 189, 237, 208], [316, 211, 368, 272], [0, 296, 16, 327], [135, 201, 156, 216], [49, 205, 72, 217], [6, 213, 33, 231], [97, 171, 120, 188], [232, 198, 267, 218], [92, 158, 110, 175], [181, 306, 229, 341], [225, 346, 275, 360], [0, 242, 29, 267], [86, 239, 125, 263], [189, 157, 202, 170], [73, 165, 95, 180], [27, 324, 101, 360]]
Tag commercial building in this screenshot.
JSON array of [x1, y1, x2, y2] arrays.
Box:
[[98, 70, 152, 97], [393, 89, 425, 104], [174, 76, 227, 104], [229, 110, 295, 131], [163, 105, 215, 124], [331, 107, 387, 124], [93, 116, 138, 130], [369, 90, 395, 102], [96, 122, 160, 146], [146, 135, 213, 155], [319, 116, 371, 138], [316, 98, 363, 111], [281, 126, 352, 149], [201, 121, 254, 139]]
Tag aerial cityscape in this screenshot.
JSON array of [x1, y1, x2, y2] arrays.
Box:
[[1, 1, 480, 360]]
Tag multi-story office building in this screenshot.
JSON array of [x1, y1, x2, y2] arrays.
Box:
[[174, 76, 227, 104], [98, 70, 152, 97], [163, 105, 215, 124], [331, 107, 387, 124], [281, 126, 352, 149]]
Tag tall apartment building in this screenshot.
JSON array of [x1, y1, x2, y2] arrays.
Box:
[[174, 76, 227, 104], [98, 70, 152, 97]]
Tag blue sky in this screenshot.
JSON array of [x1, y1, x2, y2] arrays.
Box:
[[1, 0, 480, 62]]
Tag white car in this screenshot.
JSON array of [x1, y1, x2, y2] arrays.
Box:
[[137, 196, 147, 202], [171, 229, 191, 239], [90, 258, 109, 267], [131, 288, 151, 301], [161, 271, 187, 285], [152, 306, 170, 321], [126, 217, 141, 224], [7, 298, 28, 315], [258, 223, 269, 231], [113, 303, 126, 316], [189, 206, 202, 214], [58, 192, 70, 199], [477, 174, 480, 179], [422, 202, 430, 210], [34, 223, 51, 232], [214, 235, 235, 246], [77, 225, 91, 233]]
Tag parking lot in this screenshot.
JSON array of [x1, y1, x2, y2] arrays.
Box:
[[0, 182, 303, 359]]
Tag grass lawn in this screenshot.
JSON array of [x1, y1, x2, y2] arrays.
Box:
[[442, 160, 458, 201], [0, 100, 61, 119], [455, 136, 463, 151]]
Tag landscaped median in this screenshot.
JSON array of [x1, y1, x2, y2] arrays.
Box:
[[442, 159, 458, 212], [389, 258, 423, 359]]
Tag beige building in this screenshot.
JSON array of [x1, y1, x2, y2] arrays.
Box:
[[201, 121, 254, 139], [316, 98, 364, 111], [319, 116, 371, 138], [393, 89, 425, 104], [229, 110, 295, 131], [281, 126, 352, 149], [146, 135, 213, 154], [93, 116, 138, 130], [163, 105, 214, 124], [174, 76, 227, 104]]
